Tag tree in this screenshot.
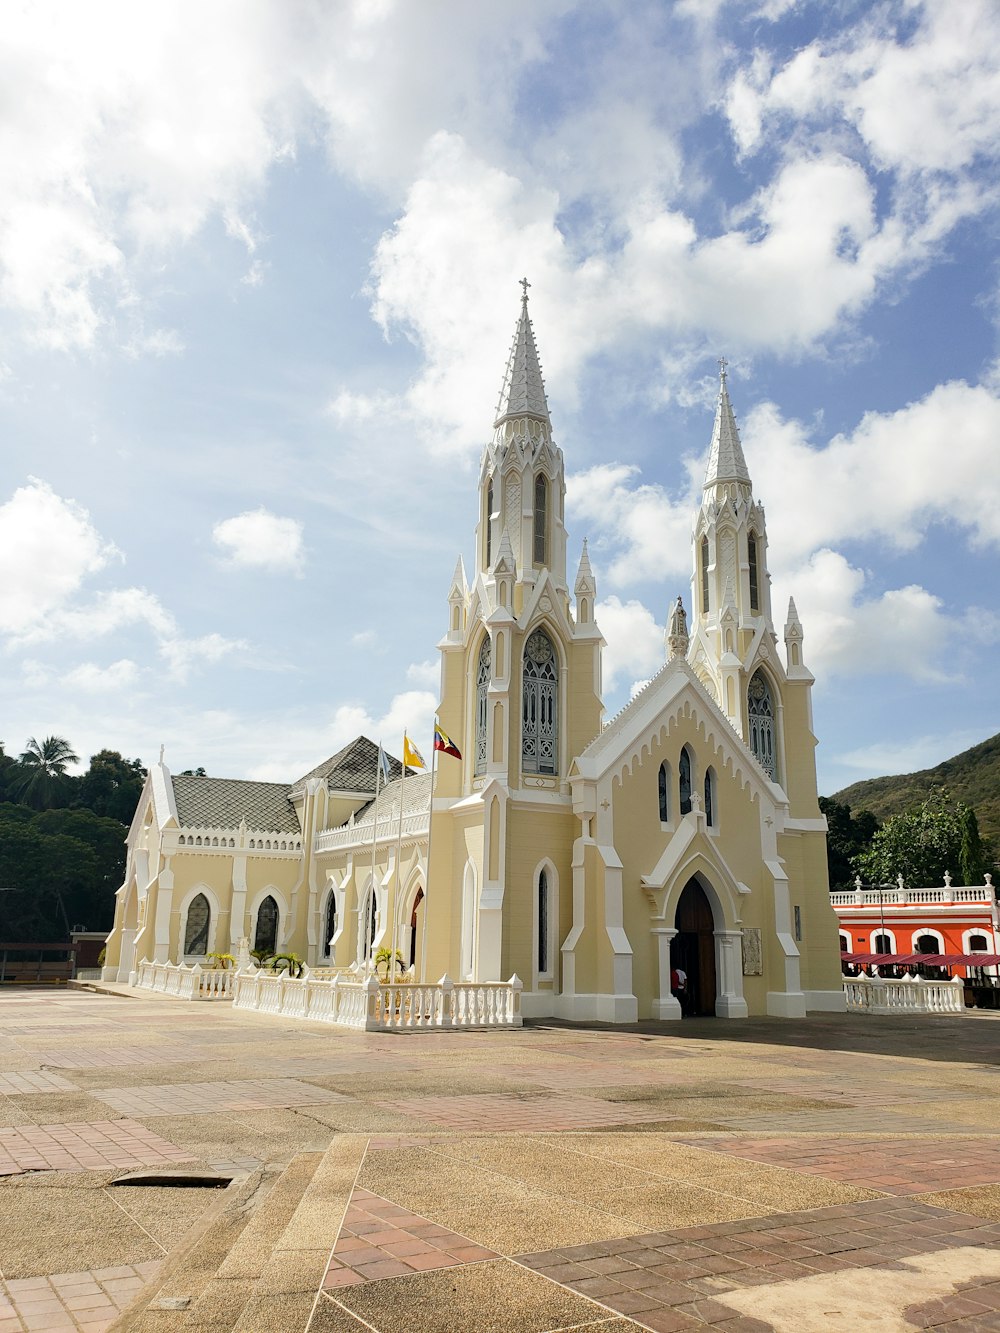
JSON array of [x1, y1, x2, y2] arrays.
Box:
[[77, 750, 146, 822], [819, 797, 880, 890], [855, 789, 992, 888], [9, 736, 80, 810]]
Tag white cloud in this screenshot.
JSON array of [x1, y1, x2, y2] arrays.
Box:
[[350, 630, 379, 650], [832, 730, 992, 780], [63, 659, 139, 692], [728, 0, 1000, 177], [0, 480, 118, 634], [212, 509, 305, 574], [567, 464, 699, 588], [596, 595, 665, 694], [406, 660, 439, 689]]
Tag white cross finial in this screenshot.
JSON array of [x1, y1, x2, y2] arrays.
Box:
[[159, 743, 165, 764], [519, 276, 531, 302]]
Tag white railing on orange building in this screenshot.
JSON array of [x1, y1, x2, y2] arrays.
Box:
[[842, 973, 965, 1015]]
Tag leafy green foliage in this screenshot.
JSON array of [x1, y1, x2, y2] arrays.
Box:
[[855, 789, 993, 888], [8, 736, 79, 810], [818, 797, 880, 890], [0, 738, 145, 942]]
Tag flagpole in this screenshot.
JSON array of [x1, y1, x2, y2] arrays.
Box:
[[419, 729, 439, 984], [390, 739, 408, 984], [367, 747, 383, 973]]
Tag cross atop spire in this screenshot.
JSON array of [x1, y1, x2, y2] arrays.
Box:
[[703, 359, 751, 489], [495, 282, 550, 427]]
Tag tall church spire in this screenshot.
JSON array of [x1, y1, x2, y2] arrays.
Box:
[[704, 359, 751, 491], [476, 281, 567, 593], [494, 278, 551, 427]]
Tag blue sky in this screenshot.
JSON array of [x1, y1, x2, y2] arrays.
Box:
[[1, 0, 998, 796]]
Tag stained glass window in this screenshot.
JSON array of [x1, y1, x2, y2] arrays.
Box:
[[747, 671, 777, 781], [254, 895, 278, 954], [184, 893, 209, 955], [475, 636, 491, 775]]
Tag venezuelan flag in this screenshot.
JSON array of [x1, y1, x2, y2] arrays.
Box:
[[434, 723, 462, 760]]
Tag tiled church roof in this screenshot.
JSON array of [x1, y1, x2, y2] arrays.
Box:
[[290, 736, 402, 794], [353, 772, 433, 827], [171, 775, 300, 834], [169, 736, 403, 834]]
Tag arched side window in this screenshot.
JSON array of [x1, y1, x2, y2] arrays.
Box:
[[533, 473, 547, 565], [538, 868, 550, 975], [748, 532, 759, 612], [704, 767, 717, 829], [915, 933, 940, 954], [522, 629, 558, 775], [485, 479, 494, 568], [254, 895, 279, 954], [475, 636, 491, 776], [839, 932, 850, 953], [679, 746, 693, 817], [184, 893, 210, 955], [658, 762, 670, 823], [969, 934, 989, 952], [322, 892, 337, 958], [873, 932, 893, 954], [747, 670, 777, 782], [700, 536, 710, 613]]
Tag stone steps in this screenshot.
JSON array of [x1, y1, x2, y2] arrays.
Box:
[[107, 1136, 366, 1333]]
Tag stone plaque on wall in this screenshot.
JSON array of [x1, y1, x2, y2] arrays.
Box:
[[741, 927, 763, 976]]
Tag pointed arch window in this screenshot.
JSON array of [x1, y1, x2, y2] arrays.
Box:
[[747, 670, 777, 781], [700, 537, 710, 613], [537, 868, 549, 975], [254, 896, 278, 954], [486, 479, 494, 568], [748, 533, 760, 612], [679, 746, 693, 816], [475, 636, 491, 776], [704, 768, 717, 828], [322, 892, 337, 958], [184, 893, 210, 955], [522, 629, 558, 775], [658, 762, 670, 823], [533, 473, 547, 565]]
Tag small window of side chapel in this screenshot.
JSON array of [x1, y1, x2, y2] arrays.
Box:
[[184, 893, 210, 955], [254, 895, 278, 954], [475, 636, 491, 776], [747, 670, 778, 782], [322, 892, 337, 958], [704, 767, 717, 828], [522, 629, 558, 775], [658, 762, 670, 823], [700, 537, 710, 613], [970, 934, 989, 952], [533, 473, 547, 565], [748, 532, 759, 612], [679, 746, 693, 816]]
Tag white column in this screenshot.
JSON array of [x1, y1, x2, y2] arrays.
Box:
[[714, 929, 748, 1018], [651, 927, 682, 1020]]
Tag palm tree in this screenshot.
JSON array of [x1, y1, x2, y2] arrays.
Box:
[[10, 735, 80, 809]]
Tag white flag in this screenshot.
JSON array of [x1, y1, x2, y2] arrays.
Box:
[[377, 744, 391, 788]]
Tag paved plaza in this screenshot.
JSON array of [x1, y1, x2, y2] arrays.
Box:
[[2, 990, 1000, 1330]]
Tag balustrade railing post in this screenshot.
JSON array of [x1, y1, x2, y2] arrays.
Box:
[[438, 974, 454, 1028]]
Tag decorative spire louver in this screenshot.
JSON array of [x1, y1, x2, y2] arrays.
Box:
[[494, 278, 551, 427], [704, 359, 751, 489]]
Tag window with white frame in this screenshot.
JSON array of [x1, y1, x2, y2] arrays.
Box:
[[184, 893, 210, 955], [536, 867, 554, 977], [658, 761, 670, 823], [704, 767, 717, 828], [679, 746, 693, 816], [747, 670, 777, 781], [254, 896, 278, 954], [322, 893, 337, 957]]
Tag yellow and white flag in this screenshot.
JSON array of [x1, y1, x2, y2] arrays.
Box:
[[402, 734, 426, 771]]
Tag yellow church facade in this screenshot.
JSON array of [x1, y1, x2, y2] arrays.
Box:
[[103, 293, 844, 1020]]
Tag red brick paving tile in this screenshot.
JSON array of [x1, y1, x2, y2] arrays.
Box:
[[351, 1259, 413, 1280]]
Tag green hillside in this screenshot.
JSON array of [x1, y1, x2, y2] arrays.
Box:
[[830, 732, 1000, 851]]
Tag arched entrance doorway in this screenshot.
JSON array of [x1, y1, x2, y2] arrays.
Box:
[[672, 878, 717, 1016], [408, 887, 425, 971]]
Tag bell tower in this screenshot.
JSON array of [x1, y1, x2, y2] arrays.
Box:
[[687, 362, 813, 797], [431, 282, 604, 987]]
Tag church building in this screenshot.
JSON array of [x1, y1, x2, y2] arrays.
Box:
[[103, 290, 845, 1020]]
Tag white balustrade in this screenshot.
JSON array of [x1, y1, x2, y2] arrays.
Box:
[[843, 973, 965, 1015], [314, 811, 429, 854], [132, 959, 234, 1000], [228, 969, 523, 1030]]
